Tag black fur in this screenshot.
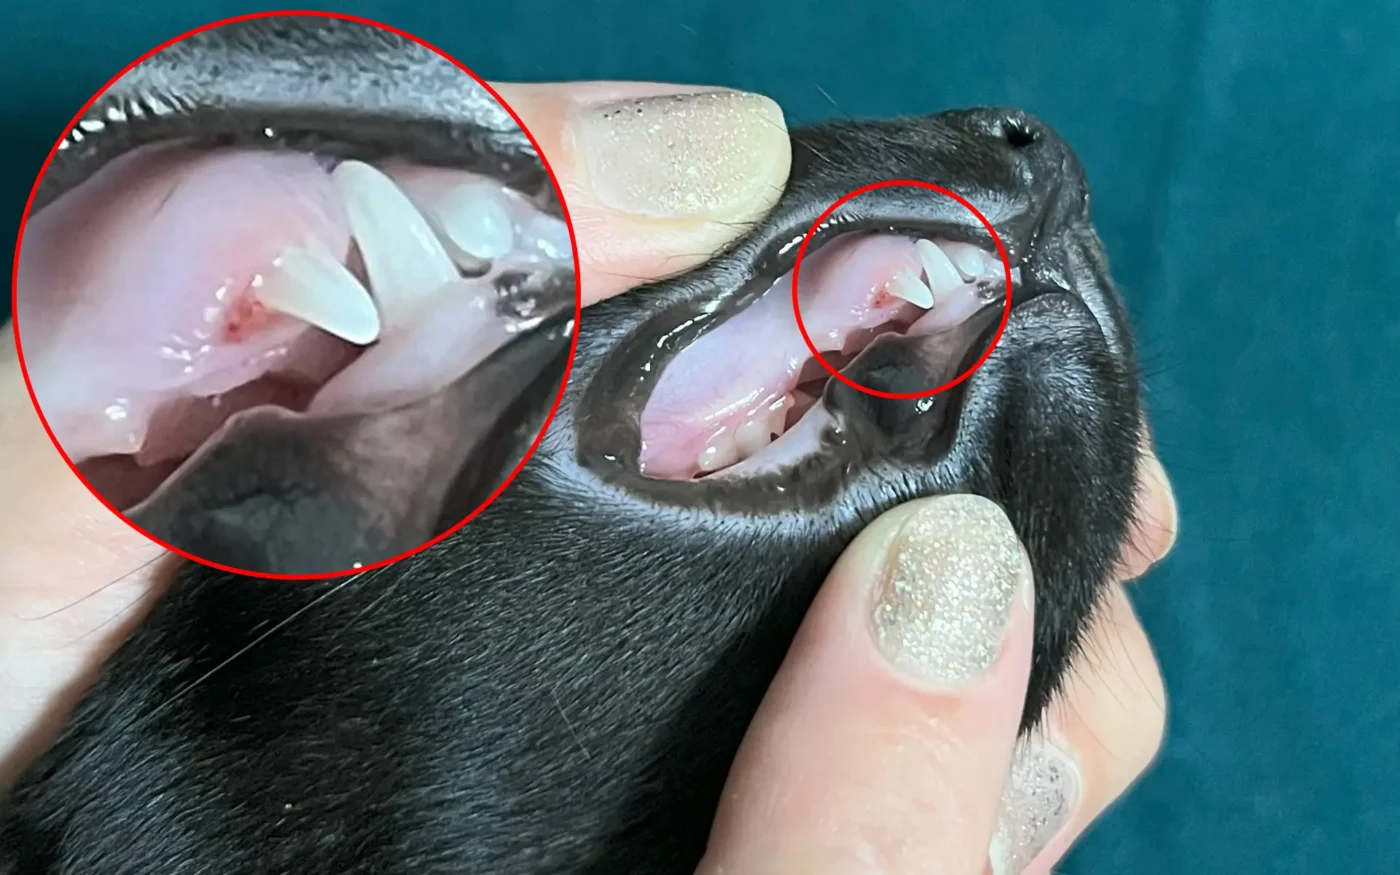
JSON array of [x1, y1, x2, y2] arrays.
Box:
[[0, 16, 1143, 875]]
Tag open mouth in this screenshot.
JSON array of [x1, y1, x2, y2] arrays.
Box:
[[17, 140, 573, 510], [637, 229, 1019, 481]]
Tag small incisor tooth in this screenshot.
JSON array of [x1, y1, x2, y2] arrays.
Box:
[[697, 433, 739, 472], [941, 240, 993, 281], [251, 245, 381, 345], [767, 406, 789, 439], [916, 238, 964, 292], [734, 417, 773, 457], [888, 271, 935, 308], [434, 183, 515, 262]]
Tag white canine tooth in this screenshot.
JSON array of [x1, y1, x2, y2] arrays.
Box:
[[331, 160, 459, 327], [888, 271, 935, 308], [916, 237, 965, 292], [251, 246, 381, 345], [697, 434, 739, 472], [735, 418, 774, 457], [436, 184, 516, 261]]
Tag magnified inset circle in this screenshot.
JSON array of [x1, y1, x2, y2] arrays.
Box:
[[11, 11, 582, 579]]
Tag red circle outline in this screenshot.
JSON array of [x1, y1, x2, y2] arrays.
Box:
[[7, 9, 584, 581], [791, 180, 1013, 400]]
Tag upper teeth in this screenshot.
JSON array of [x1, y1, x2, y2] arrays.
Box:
[[888, 271, 935, 307], [331, 160, 461, 331], [885, 238, 1005, 310], [916, 238, 964, 292], [244, 160, 572, 348], [251, 244, 381, 345]]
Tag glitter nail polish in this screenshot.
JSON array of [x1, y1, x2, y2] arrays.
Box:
[[988, 736, 1081, 874], [871, 494, 1025, 685], [573, 90, 788, 218]]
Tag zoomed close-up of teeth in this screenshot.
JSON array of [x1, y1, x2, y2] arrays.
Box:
[[11, 16, 579, 577]]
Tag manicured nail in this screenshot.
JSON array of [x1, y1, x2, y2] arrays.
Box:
[[871, 494, 1026, 685], [988, 735, 1081, 874], [572, 90, 788, 218]]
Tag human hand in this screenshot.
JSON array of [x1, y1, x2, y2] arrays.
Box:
[[495, 81, 790, 306], [698, 450, 1177, 874], [0, 80, 793, 785], [3, 78, 1175, 875]]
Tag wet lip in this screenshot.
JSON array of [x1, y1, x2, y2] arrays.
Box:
[[775, 214, 1025, 284], [633, 212, 1030, 483], [572, 160, 1062, 495]]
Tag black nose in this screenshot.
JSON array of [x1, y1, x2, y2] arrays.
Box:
[[959, 107, 1087, 226], [960, 108, 1070, 165], [985, 111, 1042, 149]]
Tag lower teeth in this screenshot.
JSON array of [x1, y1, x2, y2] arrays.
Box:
[[693, 393, 795, 477]]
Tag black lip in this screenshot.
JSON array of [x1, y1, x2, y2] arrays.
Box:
[[761, 214, 1027, 287], [626, 212, 1034, 406], [574, 213, 1040, 499], [32, 15, 549, 214], [571, 99, 1100, 510], [34, 111, 551, 217]]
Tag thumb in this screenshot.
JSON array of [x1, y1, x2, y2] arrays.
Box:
[[699, 495, 1036, 875], [491, 81, 792, 306]]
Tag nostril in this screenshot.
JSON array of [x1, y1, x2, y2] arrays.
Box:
[[1000, 118, 1038, 149]]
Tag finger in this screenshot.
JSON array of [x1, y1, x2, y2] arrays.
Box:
[[0, 331, 172, 788], [1113, 435, 1178, 582], [491, 81, 792, 307], [700, 494, 1036, 875], [986, 430, 1173, 873], [987, 583, 1165, 874]]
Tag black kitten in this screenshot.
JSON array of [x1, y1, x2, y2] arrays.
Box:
[[0, 19, 1142, 875]]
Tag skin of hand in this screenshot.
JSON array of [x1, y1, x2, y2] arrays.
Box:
[[0, 81, 1177, 875]]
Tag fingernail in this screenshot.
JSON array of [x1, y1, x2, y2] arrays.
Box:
[[572, 90, 788, 218], [988, 735, 1081, 874], [871, 494, 1027, 685]]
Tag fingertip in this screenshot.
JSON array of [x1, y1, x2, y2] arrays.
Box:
[[702, 495, 1038, 872], [1000, 584, 1166, 874], [490, 81, 791, 307], [1115, 446, 1178, 581]]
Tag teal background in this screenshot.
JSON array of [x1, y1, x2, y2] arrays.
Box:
[[4, 1, 1397, 870]]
